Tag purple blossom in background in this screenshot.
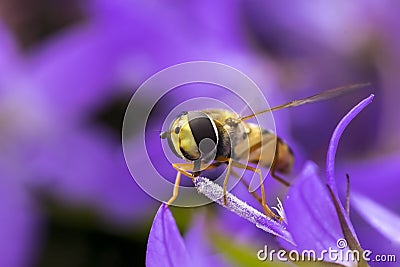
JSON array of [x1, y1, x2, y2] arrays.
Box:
[[0, 12, 157, 222], [243, 1, 400, 161]]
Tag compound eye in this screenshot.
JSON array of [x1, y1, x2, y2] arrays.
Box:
[[174, 127, 180, 134], [187, 112, 218, 155]]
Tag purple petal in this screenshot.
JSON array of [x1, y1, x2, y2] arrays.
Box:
[[351, 192, 400, 244], [146, 204, 190, 267], [194, 177, 294, 244], [29, 24, 123, 117], [283, 162, 355, 265], [324, 94, 374, 257], [326, 94, 374, 193]]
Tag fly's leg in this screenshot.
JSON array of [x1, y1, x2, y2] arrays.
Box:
[[230, 160, 282, 221], [230, 168, 262, 204], [222, 158, 233, 205], [166, 163, 195, 206]]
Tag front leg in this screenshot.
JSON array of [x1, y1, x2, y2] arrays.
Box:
[[167, 161, 223, 205], [166, 163, 196, 206]]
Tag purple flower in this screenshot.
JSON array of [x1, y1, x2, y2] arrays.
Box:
[[0, 15, 158, 223], [325, 94, 400, 265], [278, 95, 374, 265]]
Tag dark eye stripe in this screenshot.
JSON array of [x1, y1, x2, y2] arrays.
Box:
[[188, 112, 218, 147]]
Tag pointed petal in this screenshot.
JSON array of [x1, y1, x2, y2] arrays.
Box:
[[325, 94, 374, 258], [326, 94, 374, 192], [283, 162, 362, 266], [146, 204, 190, 267], [284, 163, 344, 250]]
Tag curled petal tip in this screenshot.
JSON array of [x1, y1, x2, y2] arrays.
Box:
[[327, 94, 375, 193]]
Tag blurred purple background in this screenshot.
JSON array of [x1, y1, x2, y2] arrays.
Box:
[[1, 0, 399, 266]]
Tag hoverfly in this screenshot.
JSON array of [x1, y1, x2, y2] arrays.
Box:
[[160, 83, 369, 221]]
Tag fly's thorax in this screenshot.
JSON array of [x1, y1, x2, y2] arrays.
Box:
[[220, 117, 250, 160]]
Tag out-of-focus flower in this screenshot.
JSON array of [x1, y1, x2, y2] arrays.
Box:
[[0, 15, 158, 224], [243, 1, 400, 162], [351, 192, 400, 244], [340, 154, 400, 265]]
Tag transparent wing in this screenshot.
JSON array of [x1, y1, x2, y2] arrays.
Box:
[[240, 83, 370, 121]]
